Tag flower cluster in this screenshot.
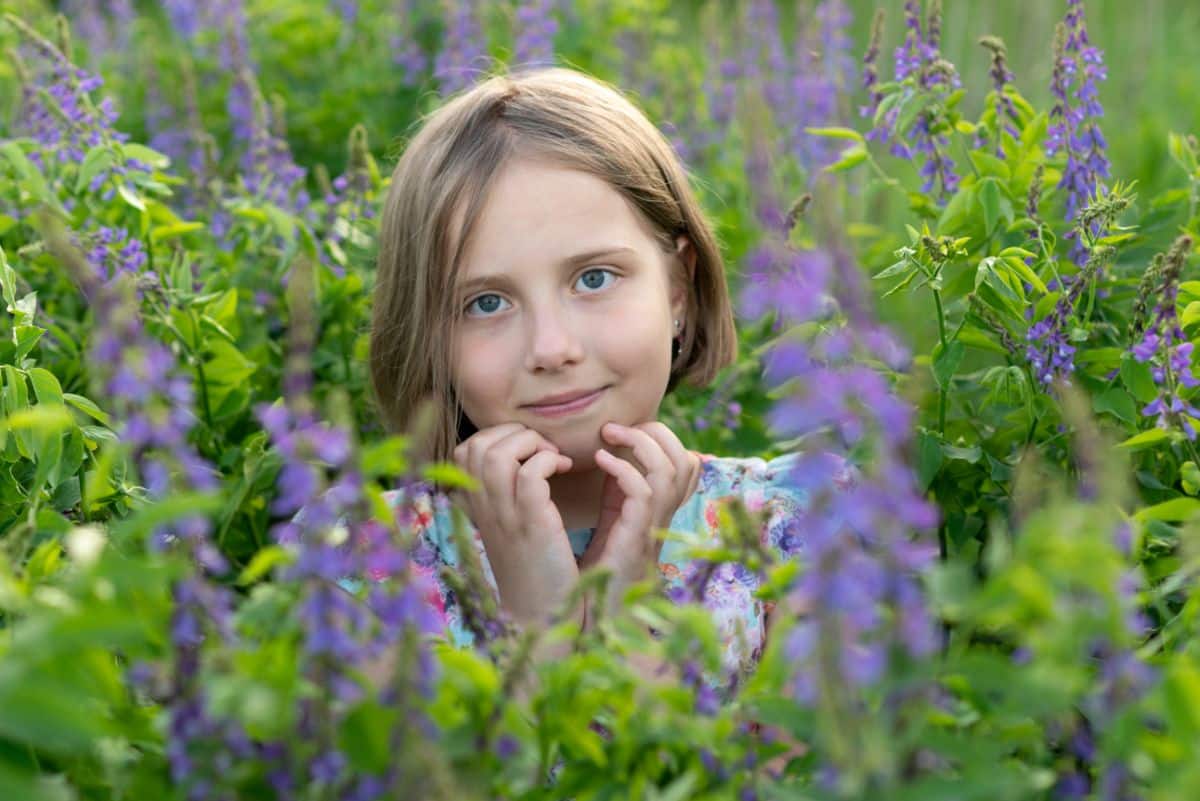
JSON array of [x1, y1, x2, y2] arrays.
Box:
[[46, 215, 233, 801], [513, 0, 560, 69], [7, 15, 148, 190], [742, 0, 852, 175], [233, 71, 310, 214], [866, 0, 961, 199], [247, 253, 442, 797], [390, 0, 429, 85], [1132, 235, 1199, 436], [1047, 0, 1110, 265], [738, 133, 939, 719], [434, 0, 488, 96], [61, 0, 135, 63], [1025, 245, 1116, 386], [317, 124, 377, 274]]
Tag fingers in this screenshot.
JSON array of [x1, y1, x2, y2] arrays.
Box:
[[593, 446, 654, 564], [452, 424, 563, 534], [514, 449, 573, 531], [600, 422, 677, 505], [594, 447, 652, 509], [632, 422, 692, 484]]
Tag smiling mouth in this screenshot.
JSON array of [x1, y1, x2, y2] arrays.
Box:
[[524, 386, 607, 417]]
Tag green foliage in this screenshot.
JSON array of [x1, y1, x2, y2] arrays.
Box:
[[3, 1, 1200, 800]]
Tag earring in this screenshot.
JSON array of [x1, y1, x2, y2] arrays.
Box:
[[671, 319, 682, 362]]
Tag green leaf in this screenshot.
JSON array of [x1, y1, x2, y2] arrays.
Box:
[[0, 245, 16, 311], [116, 182, 146, 212], [826, 143, 867, 173], [1121, 357, 1158, 404], [27, 368, 63, 406], [931, 340, 965, 391], [63, 393, 112, 426], [120, 142, 171, 170], [1163, 662, 1200, 738], [803, 126, 865, 143], [936, 183, 977, 234], [1002, 255, 1048, 294], [872, 260, 913, 280], [149, 222, 204, 243], [14, 325, 43, 362], [75, 146, 114, 193], [880, 267, 920, 298], [968, 150, 1012, 181], [420, 462, 478, 490], [1181, 301, 1200, 330], [1092, 387, 1137, 424], [0, 141, 58, 210], [236, 545, 293, 586], [360, 436, 409, 479], [1118, 428, 1169, 451], [917, 430, 943, 491], [977, 178, 1004, 235], [942, 442, 982, 463], [1135, 497, 1200, 523], [1181, 461, 1200, 496], [339, 702, 401, 775]]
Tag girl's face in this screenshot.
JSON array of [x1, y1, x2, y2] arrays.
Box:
[[449, 156, 694, 470]]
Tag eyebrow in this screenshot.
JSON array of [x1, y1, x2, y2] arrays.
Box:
[[457, 246, 637, 297]]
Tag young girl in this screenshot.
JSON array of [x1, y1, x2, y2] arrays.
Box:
[[359, 66, 813, 683]]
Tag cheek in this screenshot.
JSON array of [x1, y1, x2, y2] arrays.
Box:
[[453, 333, 516, 415]]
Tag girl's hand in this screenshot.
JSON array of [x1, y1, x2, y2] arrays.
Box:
[[579, 421, 698, 597], [451, 423, 580, 628]]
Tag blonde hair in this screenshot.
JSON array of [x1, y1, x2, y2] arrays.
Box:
[[369, 66, 737, 466]]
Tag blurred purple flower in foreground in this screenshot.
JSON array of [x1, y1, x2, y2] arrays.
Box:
[[737, 116, 939, 711]]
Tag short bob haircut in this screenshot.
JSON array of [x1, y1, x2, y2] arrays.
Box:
[[369, 66, 738, 466]]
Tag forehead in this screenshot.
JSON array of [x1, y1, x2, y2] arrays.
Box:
[[452, 157, 664, 280]]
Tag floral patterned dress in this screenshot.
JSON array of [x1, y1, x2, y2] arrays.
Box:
[[340, 451, 820, 679]]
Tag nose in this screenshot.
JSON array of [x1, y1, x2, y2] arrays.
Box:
[[524, 300, 584, 372]]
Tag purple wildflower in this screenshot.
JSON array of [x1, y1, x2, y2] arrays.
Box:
[[741, 0, 850, 175], [434, 0, 488, 96], [1025, 244, 1115, 386], [333, 0, 359, 28], [390, 0, 429, 85], [513, 0, 559, 69], [7, 16, 152, 195], [1132, 236, 1198, 437], [872, 0, 960, 198], [1047, 1, 1110, 266], [739, 144, 939, 709], [231, 70, 309, 214]]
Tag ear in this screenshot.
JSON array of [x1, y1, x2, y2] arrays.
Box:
[[670, 234, 697, 322]]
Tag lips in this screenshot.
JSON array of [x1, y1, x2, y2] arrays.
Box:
[[523, 386, 608, 417], [524, 387, 605, 408]]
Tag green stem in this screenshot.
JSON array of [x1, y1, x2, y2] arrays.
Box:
[[933, 289, 949, 435], [187, 308, 215, 432], [933, 288, 950, 563]]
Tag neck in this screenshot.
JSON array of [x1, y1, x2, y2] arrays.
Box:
[[547, 466, 608, 531]]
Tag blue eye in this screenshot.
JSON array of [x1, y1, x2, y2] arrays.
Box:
[[464, 293, 511, 318], [576, 268, 617, 292]]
